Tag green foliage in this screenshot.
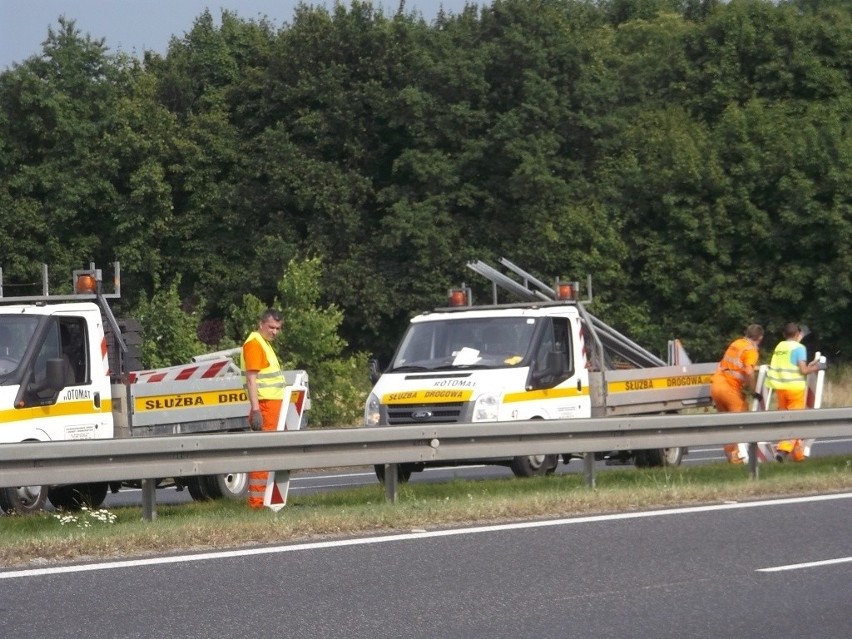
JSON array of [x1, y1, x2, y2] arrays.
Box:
[[1, 0, 850, 392], [225, 294, 268, 349], [132, 279, 206, 369], [0, 18, 135, 285], [277, 257, 371, 426]]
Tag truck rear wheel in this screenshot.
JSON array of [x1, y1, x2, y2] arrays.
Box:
[[48, 483, 109, 510], [0, 485, 48, 514], [634, 447, 684, 468], [185, 476, 211, 501], [203, 473, 248, 500], [510, 454, 559, 477]]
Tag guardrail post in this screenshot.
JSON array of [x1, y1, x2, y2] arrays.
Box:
[[582, 453, 596, 488], [141, 478, 157, 521], [747, 443, 759, 480], [384, 464, 399, 503]]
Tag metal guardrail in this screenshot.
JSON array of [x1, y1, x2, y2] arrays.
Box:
[[1, 408, 851, 518], [2, 408, 851, 484]]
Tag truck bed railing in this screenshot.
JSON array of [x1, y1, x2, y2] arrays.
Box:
[[466, 258, 675, 370]]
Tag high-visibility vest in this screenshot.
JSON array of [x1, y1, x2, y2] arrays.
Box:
[[240, 331, 285, 400], [715, 338, 758, 386], [766, 339, 807, 391]]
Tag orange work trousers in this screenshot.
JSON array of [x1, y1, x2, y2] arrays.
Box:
[[248, 399, 283, 509], [711, 374, 749, 463], [775, 388, 807, 461]]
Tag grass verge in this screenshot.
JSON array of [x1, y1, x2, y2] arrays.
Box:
[[2, 456, 851, 569]]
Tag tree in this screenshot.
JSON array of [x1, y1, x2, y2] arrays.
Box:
[[132, 278, 206, 369], [0, 18, 139, 284]]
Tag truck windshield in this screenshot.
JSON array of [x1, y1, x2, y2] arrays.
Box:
[[0, 315, 39, 378], [389, 317, 537, 371]]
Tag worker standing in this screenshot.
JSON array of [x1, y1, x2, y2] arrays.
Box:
[[710, 324, 764, 463], [240, 309, 285, 509], [766, 322, 823, 462]]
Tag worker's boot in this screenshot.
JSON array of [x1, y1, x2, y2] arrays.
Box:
[[775, 439, 806, 462], [724, 444, 745, 464]]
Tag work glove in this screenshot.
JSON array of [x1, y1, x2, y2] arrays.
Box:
[[816, 361, 828, 371], [751, 392, 763, 401], [249, 410, 263, 431]]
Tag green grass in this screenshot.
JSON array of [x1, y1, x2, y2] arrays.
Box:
[[2, 456, 851, 569]]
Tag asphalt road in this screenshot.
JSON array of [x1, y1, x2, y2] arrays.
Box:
[[2, 492, 850, 638]]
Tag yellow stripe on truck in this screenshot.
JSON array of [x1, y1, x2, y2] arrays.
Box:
[[382, 389, 474, 404], [0, 399, 114, 423], [504, 387, 589, 403], [135, 390, 248, 412], [607, 373, 711, 393]]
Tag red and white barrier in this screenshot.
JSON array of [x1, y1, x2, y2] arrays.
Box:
[[264, 373, 309, 511], [128, 358, 241, 384]]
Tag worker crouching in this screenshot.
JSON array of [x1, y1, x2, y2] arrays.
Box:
[[710, 324, 764, 464]]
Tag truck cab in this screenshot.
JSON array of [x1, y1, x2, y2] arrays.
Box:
[[0, 302, 114, 445], [365, 302, 592, 479]]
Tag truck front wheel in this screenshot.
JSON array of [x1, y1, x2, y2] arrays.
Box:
[[510, 454, 559, 477], [0, 485, 48, 514]]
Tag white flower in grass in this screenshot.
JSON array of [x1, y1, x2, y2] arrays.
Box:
[[52, 507, 117, 529]]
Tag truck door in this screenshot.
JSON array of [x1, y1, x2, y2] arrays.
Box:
[[527, 316, 591, 418], [16, 316, 106, 441], [529, 317, 573, 387]]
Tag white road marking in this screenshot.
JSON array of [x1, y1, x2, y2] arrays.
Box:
[[757, 556, 852, 573], [2, 492, 850, 580]]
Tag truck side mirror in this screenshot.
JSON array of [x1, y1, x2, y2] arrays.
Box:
[[528, 352, 562, 389], [45, 358, 67, 391], [28, 358, 67, 395], [368, 358, 382, 385]]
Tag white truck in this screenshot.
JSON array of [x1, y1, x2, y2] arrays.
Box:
[[364, 259, 715, 482], [0, 263, 309, 513]]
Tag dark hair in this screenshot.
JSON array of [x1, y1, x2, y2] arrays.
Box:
[[782, 322, 800, 339], [260, 308, 282, 323], [745, 324, 764, 340]]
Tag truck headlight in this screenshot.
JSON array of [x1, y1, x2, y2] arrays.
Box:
[[472, 393, 500, 422], [364, 393, 381, 426]]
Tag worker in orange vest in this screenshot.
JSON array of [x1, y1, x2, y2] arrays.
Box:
[[710, 324, 764, 463], [766, 322, 824, 461], [240, 309, 285, 509]]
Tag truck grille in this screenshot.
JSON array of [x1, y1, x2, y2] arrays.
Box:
[[386, 402, 465, 425]]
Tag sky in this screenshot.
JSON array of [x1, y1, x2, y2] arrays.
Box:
[[0, 0, 483, 70]]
